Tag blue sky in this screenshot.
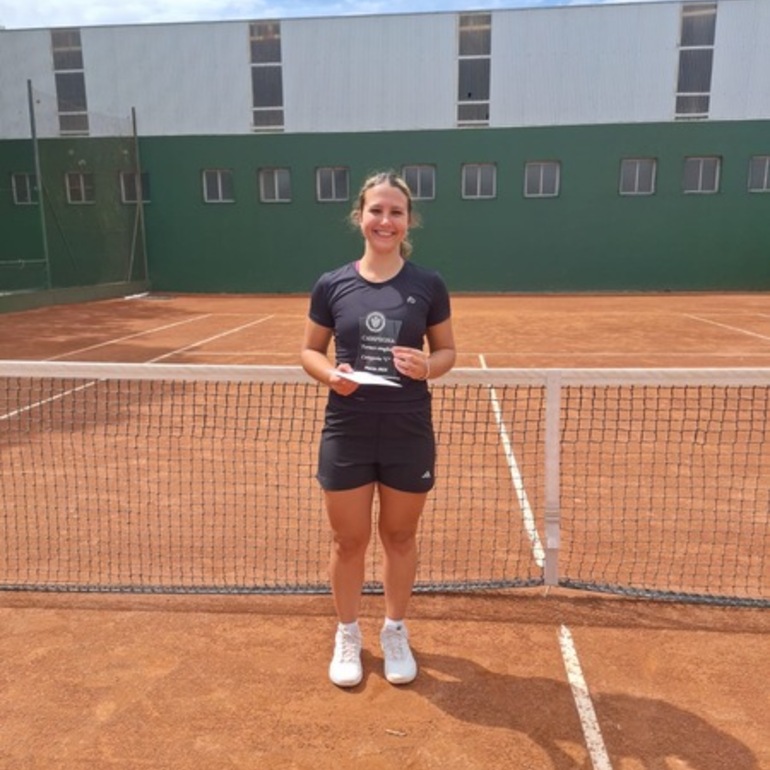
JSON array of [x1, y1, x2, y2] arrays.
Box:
[[0, 0, 665, 30]]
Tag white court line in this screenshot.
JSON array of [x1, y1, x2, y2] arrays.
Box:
[[684, 314, 770, 343], [559, 625, 613, 770], [148, 315, 275, 362], [479, 354, 545, 567], [1, 316, 275, 422], [48, 316, 213, 360], [0, 379, 97, 422]]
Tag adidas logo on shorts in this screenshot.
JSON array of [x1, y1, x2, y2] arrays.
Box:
[[421, 470, 432, 479]]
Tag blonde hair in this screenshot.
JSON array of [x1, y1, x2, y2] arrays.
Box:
[[349, 171, 421, 258]]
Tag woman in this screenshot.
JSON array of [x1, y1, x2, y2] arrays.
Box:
[[301, 171, 456, 687]]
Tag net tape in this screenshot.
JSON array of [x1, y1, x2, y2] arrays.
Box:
[[1, 362, 768, 606]]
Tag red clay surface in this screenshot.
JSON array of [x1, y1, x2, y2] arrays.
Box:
[[1, 292, 768, 769]]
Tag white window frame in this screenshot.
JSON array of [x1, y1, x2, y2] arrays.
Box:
[[316, 167, 349, 203], [619, 158, 657, 196], [259, 167, 291, 203], [683, 156, 720, 194], [675, 3, 717, 120], [202, 169, 235, 203], [457, 13, 491, 128], [120, 171, 150, 204], [51, 29, 89, 136], [11, 173, 37, 205], [65, 171, 94, 204], [402, 165, 436, 201], [250, 21, 284, 132], [461, 163, 496, 200], [748, 156, 770, 193], [524, 161, 561, 198]]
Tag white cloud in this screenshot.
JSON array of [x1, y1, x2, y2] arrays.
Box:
[[0, 0, 665, 30]]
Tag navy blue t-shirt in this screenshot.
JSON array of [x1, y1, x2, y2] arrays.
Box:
[[308, 260, 451, 412]]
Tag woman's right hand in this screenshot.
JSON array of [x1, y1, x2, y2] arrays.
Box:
[[328, 363, 360, 396]]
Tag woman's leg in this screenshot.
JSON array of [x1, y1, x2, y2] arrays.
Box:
[[377, 483, 428, 621], [325, 483, 375, 623]]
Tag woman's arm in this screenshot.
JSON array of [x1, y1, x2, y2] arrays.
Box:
[[300, 318, 359, 396], [391, 317, 456, 381]]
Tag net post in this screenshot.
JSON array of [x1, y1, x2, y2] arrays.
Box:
[[130, 106, 149, 283], [544, 371, 561, 586], [27, 79, 52, 290]]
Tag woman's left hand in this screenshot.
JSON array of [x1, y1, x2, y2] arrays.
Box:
[[391, 345, 430, 381]]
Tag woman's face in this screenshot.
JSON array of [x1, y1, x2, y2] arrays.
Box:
[[358, 182, 411, 256]]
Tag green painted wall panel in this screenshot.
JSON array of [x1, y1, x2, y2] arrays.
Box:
[[3, 121, 769, 294], [0, 137, 146, 292]]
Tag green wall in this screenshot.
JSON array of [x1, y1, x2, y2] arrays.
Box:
[[3, 121, 769, 294], [0, 137, 146, 293]]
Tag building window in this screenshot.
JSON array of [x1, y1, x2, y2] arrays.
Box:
[[250, 22, 284, 131], [402, 165, 436, 200], [120, 172, 151, 203], [676, 3, 717, 119], [619, 158, 657, 196], [51, 29, 89, 135], [259, 168, 291, 202], [316, 167, 349, 202], [683, 156, 720, 194], [11, 173, 38, 205], [457, 13, 491, 127], [748, 156, 770, 193], [462, 163, 496, 199], [66, 172, 95, 204], [524, 161, 560, 198], [202, 169, 235, 203]]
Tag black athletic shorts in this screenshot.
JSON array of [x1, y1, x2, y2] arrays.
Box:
[[317, 404, 436, 493]]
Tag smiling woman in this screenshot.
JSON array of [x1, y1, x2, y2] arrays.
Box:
[[300, 169, 456, 688]]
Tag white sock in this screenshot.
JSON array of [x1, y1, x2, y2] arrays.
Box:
[[383, 617, 404, 631], [339, 620, 360, 635]]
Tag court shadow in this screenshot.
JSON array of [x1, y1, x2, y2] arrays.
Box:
[[414, 651, 758, 770]]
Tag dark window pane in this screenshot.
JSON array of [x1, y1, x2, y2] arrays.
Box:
[[677, 49, 713, 93], [204, 171, 219, 200], [53, 49, 83, 70], [277, 169, 291, 200], [525, 164, 541, 196], [419, 167, 434, 198], [457, 103, 489, 122], [334, 169, 348, 200], [748, 157, 770, 191], [251, 38, 281, 63], [58, 113, 89, 133], [620, 160, 637, 193], [252, 109, 284, 128], [220, 171, 234, 201], [542, 163, 559, 195], [676, 94, 710, 115], [681, 8, 716, 46], [479, 165, 495, 196], [55, 72, 87, 112], [458, 58, 490, 101], [51, 29, 81, 48], [252, 66, 283, 108], [637, 160, 655, 192], [701, 158, 719, 191], [459, 27, 491, 56], [463, 166, 478, 197], [318, 169, 332, 200]]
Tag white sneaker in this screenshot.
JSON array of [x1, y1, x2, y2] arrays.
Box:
[[380, 623, 417, 685], [329, 625, 363, 688]]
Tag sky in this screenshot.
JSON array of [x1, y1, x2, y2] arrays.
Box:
[[0, 0, 666, 30]]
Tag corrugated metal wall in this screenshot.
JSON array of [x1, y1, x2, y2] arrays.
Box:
[[2, 0, 770, 140]]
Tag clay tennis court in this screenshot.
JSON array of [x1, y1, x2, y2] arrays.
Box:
[[0, 292, 768, 769]]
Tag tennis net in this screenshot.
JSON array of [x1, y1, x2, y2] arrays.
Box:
[[0, 362, 768, 606]]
